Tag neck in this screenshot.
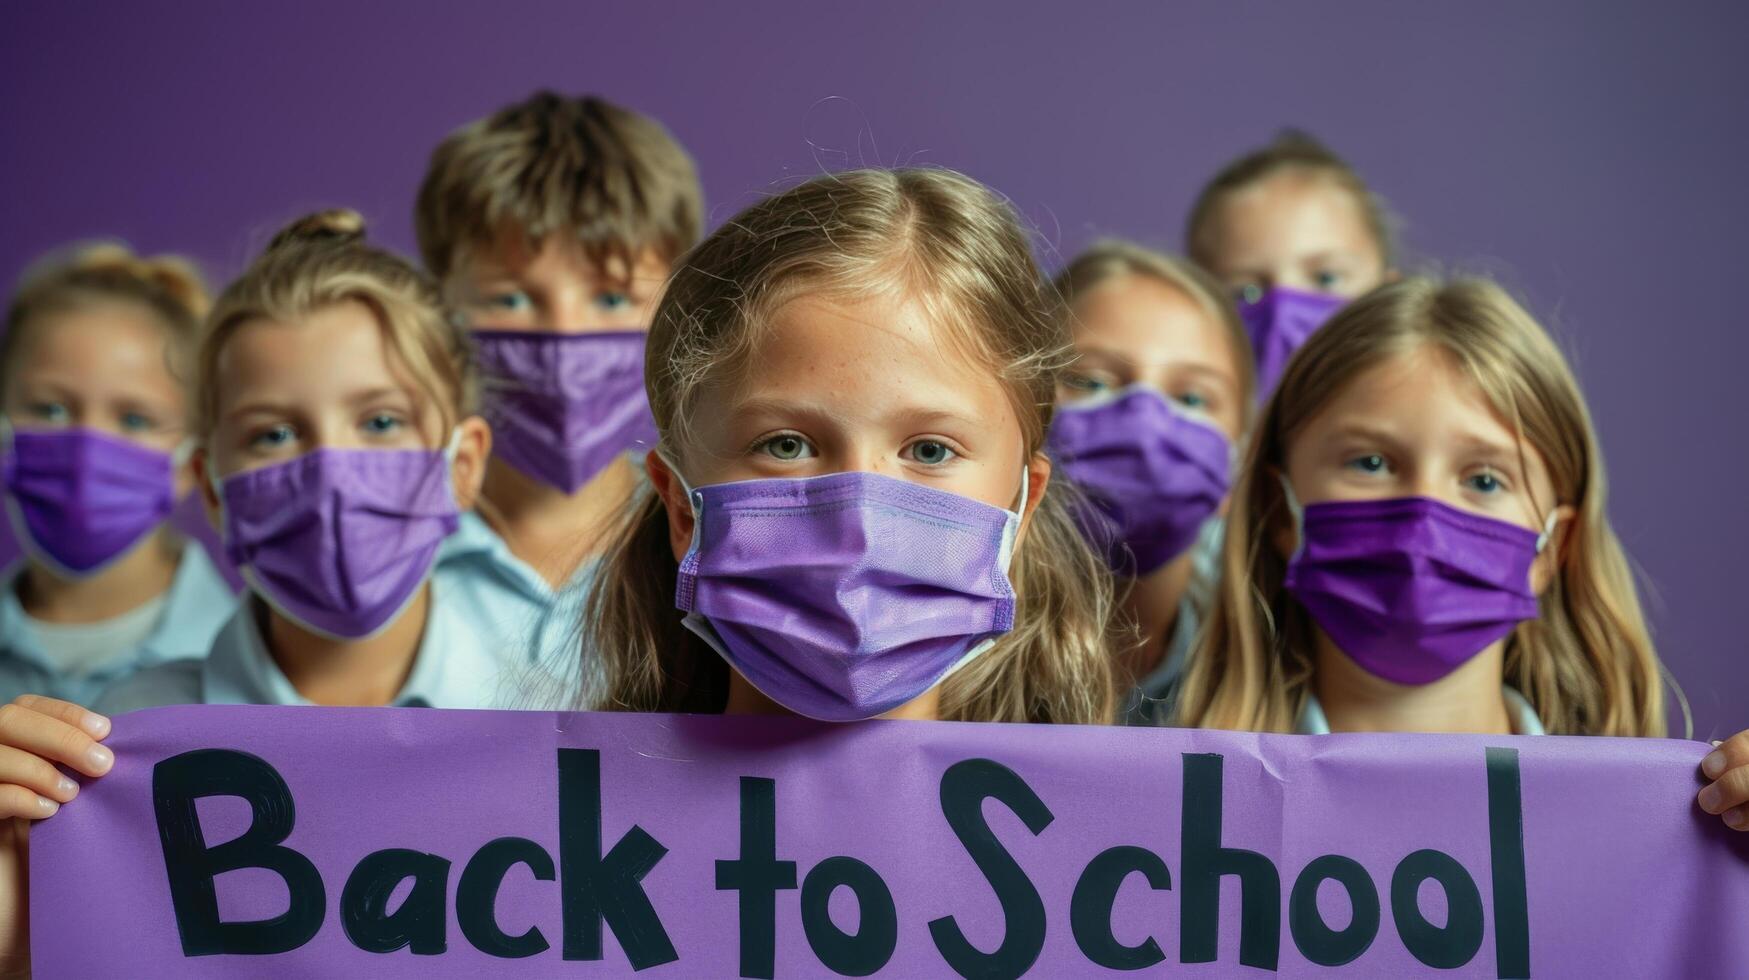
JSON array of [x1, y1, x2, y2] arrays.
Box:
[[1116, 552, 1194, 686], [17, 530, 180, 623], [479, 454, 637, 588], [724, 671, 941, 721], [264, 586, 430, 706], [1311, 632, 1512, 734]]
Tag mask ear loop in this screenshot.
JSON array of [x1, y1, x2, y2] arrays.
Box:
[[1534, 507, 1562, 554], [1276, 472, 1307, 564]]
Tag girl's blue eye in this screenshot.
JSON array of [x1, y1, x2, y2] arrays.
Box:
[[251, 424, 295, 449], [120, 412, 155, 433], [1065, 374, 1110, 394], [760, 434, 812, 461], [1466, 471, 1503, 494], [363, 414, 403, 435], [1238, 283, 1266, 305], [1346, 453, 1388, 474], [595, 292, 632, 312], [488, 292, 532, 311], [907, 440, 955, 465], [1313, 270, 1343, 292], [1174, 391, 1208, 410], [29, 402, 69, 424]]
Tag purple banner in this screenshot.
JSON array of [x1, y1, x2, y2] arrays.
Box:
[[30, 706, 1749, 977]]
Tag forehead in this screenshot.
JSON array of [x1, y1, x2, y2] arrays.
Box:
[[1211, 170, 1377, 258], [1071, 274, 1240, 373], [9, 301, 183, 390], [1303, 344, 1524, 448], [214, 301, 411, 401], [460, 230, 670, 282], [725, 289, 1015, 415]]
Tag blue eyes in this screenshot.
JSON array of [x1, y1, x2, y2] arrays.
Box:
[[907, 440, 955, 465], [1346, 454, 1388, 474], [363, 414, 404, 435], [487, 292, 532, 311], [754, 435, 956, 466], [486, 292, 632, 314], [1064, 374, 1110, 394], [120, 412, 156, 432], [1175, 392, 1207, 410], [596, 292, 631, 312], [28, 402, 69, 424], [1466, 472, 1503, 494], [760, 434, 812, 461], [250, 425, 296, 450], [1313, 271, 1343, 291]]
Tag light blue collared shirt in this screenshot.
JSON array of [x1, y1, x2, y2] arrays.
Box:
[[432, 511, 599, 707], [1297, 686, 1547, 735], [0, 543, 236, 706], [95, 576, 519, 713], [1123, 516, 1223, 726]]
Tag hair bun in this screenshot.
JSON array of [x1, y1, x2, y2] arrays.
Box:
[[267, 209, 367, 253], [60, 243, 211, 320]]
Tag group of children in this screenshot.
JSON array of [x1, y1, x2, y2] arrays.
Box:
[[0, 89, 1742, 968]]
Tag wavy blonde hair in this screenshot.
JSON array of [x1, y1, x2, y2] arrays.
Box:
[[579, 168, 1119, 724], [1174, 277, 1668, 737], [199, 209, 477, 438]]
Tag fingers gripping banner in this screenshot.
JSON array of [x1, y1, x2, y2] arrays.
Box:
[[29, 706, 1749, 977]]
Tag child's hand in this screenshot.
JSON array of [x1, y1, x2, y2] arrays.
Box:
[[0, 695, 114, 978], [1698, 730, 1749, 831]]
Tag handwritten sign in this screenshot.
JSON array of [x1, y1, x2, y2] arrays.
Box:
[[29, 705, 1749, 977]]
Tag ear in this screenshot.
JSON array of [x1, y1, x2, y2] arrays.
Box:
[[1013, 451, 1052, 549], [643, 449, 695, 562], [1529, 504, 1575, 596], [170, 441, 197, 502], [447, 415, 493, 511], [191, 447, 222, 530]]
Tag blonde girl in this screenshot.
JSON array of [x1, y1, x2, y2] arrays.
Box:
[[1045, 241, 1255, 722], [0, 245, 233, 704], [1169, 276, 1749, 831], [579, 167, 1118, 724], [1186, 131, 1397, 395]]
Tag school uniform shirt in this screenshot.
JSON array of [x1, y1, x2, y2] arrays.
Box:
[[1122, 517, 1224, 726], [430, 511, 600, 708], [1297, 686, 1547, 736], [93, 576, 514, 713], [0, 544, 236, 706]]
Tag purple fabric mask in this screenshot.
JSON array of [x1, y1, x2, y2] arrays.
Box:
[[1282, 489, 1555, 685], [215, 447, 460, 640], [1049, 386, 1231, 576], [1237, 287, 1347, 395], [1, 426, 181, 578], [472, 329, 658, 493], [674, 469, 1023, 721]]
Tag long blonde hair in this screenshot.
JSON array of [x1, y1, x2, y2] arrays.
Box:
[[1175, 277, 1667, 736], [581, 168, 1119, 724], [200, 209, 478, 437]]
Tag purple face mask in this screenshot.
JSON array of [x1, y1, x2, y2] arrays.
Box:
[[1, 426, 182, 578], [1237, 287, 1347, 396], [1049, 386, 1231, 576], [215, 446, 460, 640], [1281, 488, 1556, 685], [674, 469, 1024, 721], [472, 330, 658, 493]]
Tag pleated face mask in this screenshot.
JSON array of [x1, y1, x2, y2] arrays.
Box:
[[1237, 286, 1346, 396], [673, 467, 1027, 721], [1280, 479, 1558, 685], [472, 330, 657, 493], [213, 442, 461, 640], [1049, 385, 1231, 576], [1, 425, 184, 578]]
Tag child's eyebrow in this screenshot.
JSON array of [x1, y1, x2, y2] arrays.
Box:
[[345, 386, 415, 409]]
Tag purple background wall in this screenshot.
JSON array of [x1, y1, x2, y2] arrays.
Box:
[[3, 2, 1744, 736]]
